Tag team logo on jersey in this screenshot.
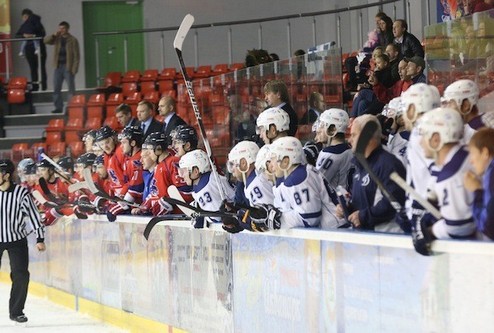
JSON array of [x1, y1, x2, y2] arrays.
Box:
[[108, 169, 121, 185], [149, 178, 158, 196], [361, 173, 370, 186]]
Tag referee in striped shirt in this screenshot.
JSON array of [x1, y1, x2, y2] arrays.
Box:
[[0, 159, 46, 323]]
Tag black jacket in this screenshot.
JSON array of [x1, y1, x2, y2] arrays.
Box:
[[162, 113, 187, 138], [399, 32, 424, 59]]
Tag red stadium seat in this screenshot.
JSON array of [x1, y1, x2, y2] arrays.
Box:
[[121, 70, 141, 83], [11, 143, 30, 161], [46, 118, 65, 132], [7, 77, 29, 104], [45, 131, 62, 145], [158, 80, 174, 94], [212, 63, 229, 75], [105, 93, 125, 118], [86, 93, 106, 119], [195, 65, 212, 78], [143, 91, 160, 105], [48, 142, 66, 158], [122, 81, 138, 98], [68, 141, 84, 158], [67, 95, 87, 120], [85, 117, 102, 130], [141, 69, 159, 81], [230, 63, 244, 71], [103, 116, 121, 131], [159, 68, 177, 80], [65, 118, 84, 144]]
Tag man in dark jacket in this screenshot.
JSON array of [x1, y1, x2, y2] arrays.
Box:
[[392, 19, 424, 59], [15, 9, 47, 91]]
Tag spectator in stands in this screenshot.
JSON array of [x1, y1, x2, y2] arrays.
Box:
[[270, 53, 280, 61], [392, 58, 412, 97], [385, 43, 402, 83], [473, 0, 494, 13], [336, 114, 406, 232], [115, 103, 138, 129], [406, 56, 427, 84], [464, 128, 494, 240], [15, 9, 47, 91], [157, 96, 187, 138], [300, 91, 324, 125], [44, 21, 80, 114], [376, 14, 395, 47], [264, 80, 298, 136], [392, 19, 424, 58], [136, 100, 163, 141]]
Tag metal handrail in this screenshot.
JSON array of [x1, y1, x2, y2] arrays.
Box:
[[0, 36, 43, 83]]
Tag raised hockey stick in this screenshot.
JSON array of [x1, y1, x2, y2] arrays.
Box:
[[32, 189, 59, 209], [354, 120, 403, 212], [174, 14, 226, 202], [40, 153, 73, 184], [82, 168, 141, 208], [389, 172, 442, 220]]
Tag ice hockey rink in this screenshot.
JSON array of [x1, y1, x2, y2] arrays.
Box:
[[0, 282, 125, 333]]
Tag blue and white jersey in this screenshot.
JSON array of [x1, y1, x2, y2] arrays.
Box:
[[406, 127, 435, 217], [316, 143, 353, 189], [462, 115, 485, 145], [193, 171, 235, 223], [387, 131, 409, 167], [431, 145, 476, 239], [244, 170, 274, 206], [274, 164, 343, 229]]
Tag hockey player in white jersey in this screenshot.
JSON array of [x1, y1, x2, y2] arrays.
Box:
[[443, 79, 486, 144], [313, 108, 354, 190], [269, 136, 344, 229], [256, 107, 290, 145], [228, 140, 274, 207], [401, 83, 441, 231], [413, 107, 476, 255], [178, 149, 235, 227], [380, 97, 409, 166]]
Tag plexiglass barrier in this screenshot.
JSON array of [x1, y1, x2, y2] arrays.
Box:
[[2, 215, 494, 332], [425, 9, 494, 98], [175, 48, 343, 166]]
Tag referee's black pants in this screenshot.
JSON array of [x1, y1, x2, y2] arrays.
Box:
[[0, 238, 30, 317]]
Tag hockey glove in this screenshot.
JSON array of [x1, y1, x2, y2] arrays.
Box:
[[222, 215, 244, 234], [106, 202, 130, 222], [76, 200, 97, 214], [411, 209, 433, 256], [249, 204, 282, 232], [395, 209, 411, 234], [152, 197, 173, 216]]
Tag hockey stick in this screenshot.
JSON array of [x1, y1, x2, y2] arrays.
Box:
[[39, 177, 68, 205], [68, 180, 90, 193], [174, 14, 226, 202], [167, 184, 195, 216], [40, 153, 73, 184], [143, 214, 191, 240], [389, 172, 442, 219], [354, 120, 403, 212], [82, 169, 141, 208], [32, 190, 59, 209]]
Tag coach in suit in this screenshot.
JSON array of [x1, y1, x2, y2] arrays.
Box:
[[115, 103, 138, 129], [158, 96, 187, 137], [136, 100, 163, 140]]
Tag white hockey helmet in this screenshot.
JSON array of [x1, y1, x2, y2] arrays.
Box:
[[381, 97, 404, 119], [270, 136, 305, 166], [255, 144, 272, 173], [443, 79, 479, 115], [402, 83, 440, 123], [314, 108, 349, 135], [227, 140, 259, 173], [256, 107, 290, 134], [418, 107, 463, 151], [179, 149, 211, 174]]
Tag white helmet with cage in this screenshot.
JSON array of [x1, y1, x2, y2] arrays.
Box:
[[314, 108, 349, 135], [179, 149, 211, 174], [402, 83, 440, 123], [256, 107, 290, 134], [227, 140, 259, 173], [270, 136, 305, 166], [443, 79, 479, 114], [255, 144, 271, 174], [418, 107, 463, 152]]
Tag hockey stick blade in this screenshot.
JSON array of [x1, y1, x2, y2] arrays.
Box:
[[143, 214, 191, 240], [161, 196, 234, 219], [390, 172, 442, 219], [167, 185, 195, 216], [39, 177, 68, 205], [40, 153, 73, 183], [82, 169, 140, 208], [173, 14, 194, 53], [354, 121, 402, 212], [68, 181, 90, 193]]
